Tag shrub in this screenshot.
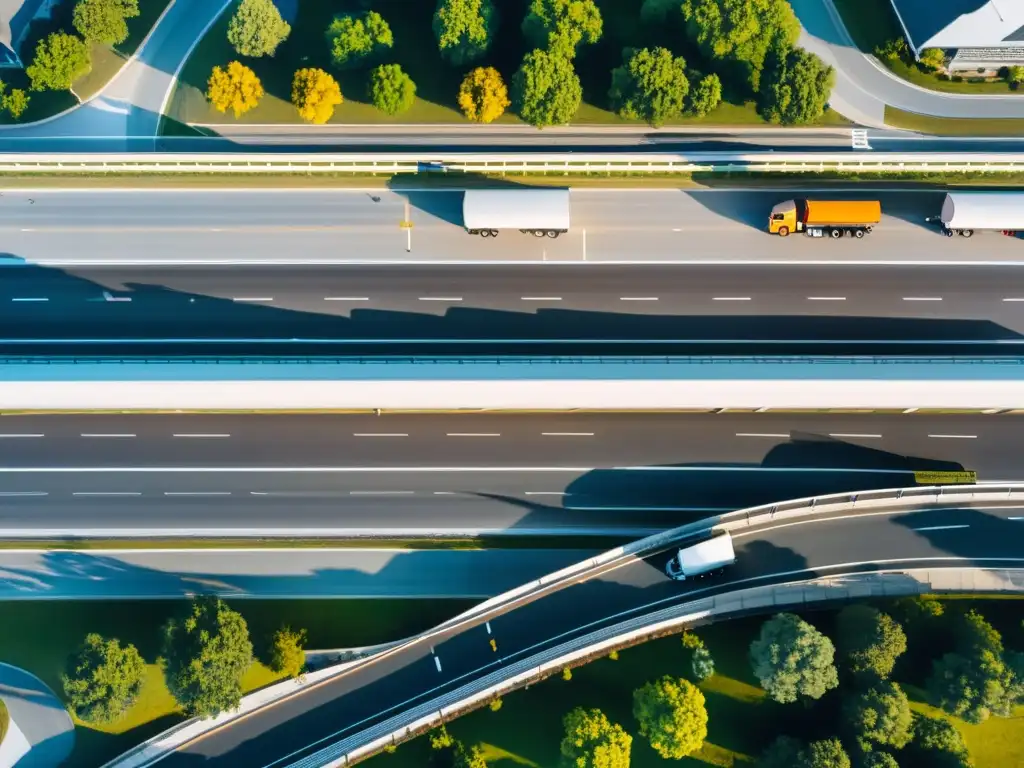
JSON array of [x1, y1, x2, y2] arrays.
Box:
[[369, 63, 416, 116], [62, 634, 146, 724], [269, 626, 306, 679]]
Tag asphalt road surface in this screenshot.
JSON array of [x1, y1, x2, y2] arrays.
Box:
[[160, 502, 1024, 767], [0, 548, 592, 599], [0, 189, 1021, 267], [0, 413, 1016, 537]]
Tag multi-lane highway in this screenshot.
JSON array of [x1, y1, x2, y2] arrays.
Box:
[[158, 501, 1024, 767], [0, 412, 1012, 537], [1, 189, 1022, 268]]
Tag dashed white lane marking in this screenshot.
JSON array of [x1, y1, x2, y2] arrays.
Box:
[[828, 433, 882, 439], [0, 434, 44, 438], [928, 434, 977, 439], [73, 491, 142, 496], [541, 432, 595, 436], [525, 491, 568, 496], [902, 297, 942, 301], [353, 433, 409, 437], [712, 297, 752, 301], [81, 433, 136, 438], [1003, 298, 1024, 302], [521, 296, 563, 301], [446, 433, 501, 437], [232, 297, 274, 303], [619, 297, 658, 301], [434, 655, 443, 672], [418, 297, 463, 302], [164, 491, 232, 496], [807, 296, 846, 301], [912, 524, 971, 532], [736, 432, 788, 438], [10, 297, 48, 302], [349, 490, 414, 496], [1010, 517, 1024, 521], [173, 434, 231, 438], [324, 297, 369, 301], [0, 491, 47, 496]]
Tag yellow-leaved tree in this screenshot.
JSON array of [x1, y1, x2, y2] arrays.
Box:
[[291, 68, 343, 125], [457, 66, 509, 123], [206, 61, 264, 119]]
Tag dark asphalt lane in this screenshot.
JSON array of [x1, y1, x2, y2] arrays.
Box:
[[0, 413, 1013, 535], [163, 505, 1024, 767]]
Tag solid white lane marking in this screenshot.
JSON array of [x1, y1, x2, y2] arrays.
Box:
[[350, 490, 414, 496], [353, 433, 408, 438], [524, 491, 568, 496], [912, 524, 970, 531], [928, 434, 977, 439], [324, 297, 369, 301], [521, 296, 563, 301], [173, 434, 230, 438], [736, 432, 788, 438], [902, 297, 942, 301], [807, 296, 846, 301], [232, 297, 274, 302], [829, 433, 882, 439], [712, 297, 752, 301], [0, 492, 47, 496], [619, 297, 658, 301], [541, 432, 595, 437], [11, 297, 48, 302], [419, 297, 462, 302], [73, 492, 142, 496], [81, 433, 136, 438], [164, 491, 232, 496], [0, 434, 43, 438], [446, 433, 501, 437]]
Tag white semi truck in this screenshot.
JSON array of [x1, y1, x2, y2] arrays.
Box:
[[938, 192, 1024, 238], [665, 531, 736, 581], [463, 189, 571, 238]]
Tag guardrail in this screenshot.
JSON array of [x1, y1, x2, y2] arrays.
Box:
[[7, 151, 1024, 174], [102, 483, 1024, 768]]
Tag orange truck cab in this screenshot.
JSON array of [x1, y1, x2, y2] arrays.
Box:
[[769, 199, 882, 239]]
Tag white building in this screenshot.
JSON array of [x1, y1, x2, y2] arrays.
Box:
[[888, 0, 1024, 70]]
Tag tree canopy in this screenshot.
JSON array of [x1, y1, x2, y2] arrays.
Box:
[[757, 736, 851, 768], [62, 633, 146, 724], [522, 0, 602, 59], [26, 32, 92, 91], [370, 63, 417, 115], [757, 45, 835, 125], [609, 47, 689, 127], [559, 707, 632, 768], [861, 753, 900, 768], [686, 72, 722, 117], [906, 715, 973, 768], [681, 0, 800, 91], [269, 626, 307, 679], [162, 596, 254, 718], [1, 85, 29, 120], [632, 676, 708, 759], [749, 613, 839, 703], [291, 67, 343, 124], [206, 61, 264, 118], [227, 0, 292, 58], [325, 11, 393, 69], [458, 66, 510, 123], [836, 605, 908, 680], [512, 48, 581, 127], [845, 681, 914, 750], [72, 0, 140, 46], [433, 0, 497, 65]]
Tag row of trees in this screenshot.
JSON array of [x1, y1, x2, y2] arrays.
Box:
[[61, 596, 307, 724]]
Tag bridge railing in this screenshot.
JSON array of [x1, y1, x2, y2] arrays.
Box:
[[100, 483, 1024, 768]]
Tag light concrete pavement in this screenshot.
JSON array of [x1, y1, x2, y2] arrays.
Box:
[[0, 663, 74, 768], [0, 548, 594, 599]]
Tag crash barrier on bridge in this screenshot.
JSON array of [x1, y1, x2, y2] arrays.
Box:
[[307, 567, 1024, 768], [6, 151, 1024, 175], [101, 483, 1024, 768], [4, 356, 1024, 412]]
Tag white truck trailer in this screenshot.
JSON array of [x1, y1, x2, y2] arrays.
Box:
[[938, 192, 1024, 238], [463, 189, 571, 238], [665, 531, 736, 581]]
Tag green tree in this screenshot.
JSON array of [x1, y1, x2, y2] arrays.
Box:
[[559, 707, 632, 768], [632, 676, 707, 759], [874, 37, 909, 63], [433, 0, 497, 65], [325, 11, 393, 70], [919, 48, 945, 71], [72, 0, 140, 46], [805, 738, 851, 768], [162, 596, 253, 718], [269, 626, 306, 679], [206, 61, 264, 118], [681, 0, 800, 91], [845, 681, 914, 750], [3, 88, 29, 120], [682, 632, 715, 680], [457, 744, 488, 768], [686, 72, 722, 117], [837, 605, 908, 680], [758, 45, 835, 125], [757, 736, 805, 768], [370, 63, 416, 115], [609, 46, 689, 127], [905, 715, 973, 768], [227, 0, 291, 58], [291, 67, 343, 124], [26, 32, 92, 91], [750, 613, 839, 703], [458, 66, 510, 123], [512, 48, 582, 127], [1007, 65, 1024, 85], [62, 633, 146, 724], [522, 0, 602, 59], [861, 753, 900, 768]]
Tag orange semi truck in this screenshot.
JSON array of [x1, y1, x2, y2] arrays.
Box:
[[768, 199, 882, 239]]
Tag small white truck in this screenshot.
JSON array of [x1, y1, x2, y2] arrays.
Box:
[[462, 189, 571, 238], [665, 532, 736, 581], [937, 192, 1024, 238]]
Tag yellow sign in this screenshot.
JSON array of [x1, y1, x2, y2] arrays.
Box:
[[914, 470, 978, 485], [399, 220, 414, 229]]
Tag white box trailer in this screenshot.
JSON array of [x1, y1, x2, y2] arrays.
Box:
[[463, 189, 571, 238], [939, 192, 1024, 237], [665, 531, 735, 581]]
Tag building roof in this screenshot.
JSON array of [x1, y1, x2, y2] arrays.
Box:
[[890, 0, 1024, 51]]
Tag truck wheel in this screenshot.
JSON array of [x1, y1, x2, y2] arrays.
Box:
[[945, 229, 955, 238], [961, 229, 974, 238], [830, 228, 842, 239], [532, 230, 545, 238], [854, 229, 865, 239], [480, 229, 491, 238], [467, 229, 480, 235], [490, 230, 499, 237], [546, 230, 559, 238], [777, 226, 789, 237]]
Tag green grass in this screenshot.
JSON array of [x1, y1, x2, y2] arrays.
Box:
[[885, 106, 1024, 136], [0, 699, 8, 749], [0, 0, 172, 125], [164, 0, 846, 130], [1, 598, 474, 767]]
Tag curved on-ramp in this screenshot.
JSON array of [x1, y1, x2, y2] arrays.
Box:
[[105, 483, 1024, 768]]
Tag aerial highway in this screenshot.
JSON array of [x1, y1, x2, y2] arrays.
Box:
[[153, 500, 1024, 767], [0, 189, 1022, 269], [0, 412, 1010, 538]]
